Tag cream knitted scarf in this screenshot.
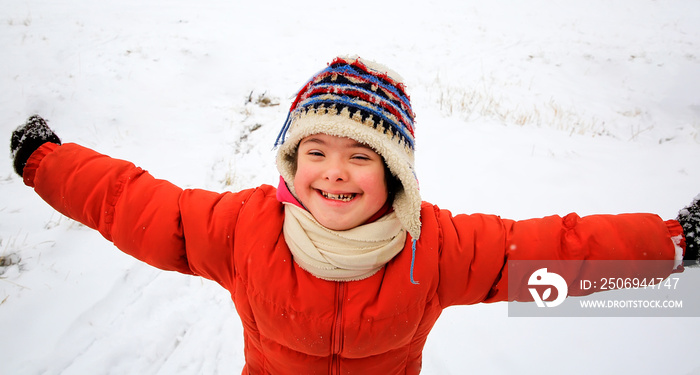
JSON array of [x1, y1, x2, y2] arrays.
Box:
[[283, 203, 407, 281]]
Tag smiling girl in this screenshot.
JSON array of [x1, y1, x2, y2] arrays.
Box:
[[11, 56, 700, 374], [294, 134, 389, 231]]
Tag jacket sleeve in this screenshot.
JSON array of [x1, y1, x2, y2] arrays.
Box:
[[23, 142, 257, 287], [432, 205, 685, 308]]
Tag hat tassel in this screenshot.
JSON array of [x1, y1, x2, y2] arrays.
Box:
[[410, 239, 419, 285]]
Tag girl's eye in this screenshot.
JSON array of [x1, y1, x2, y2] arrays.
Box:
[[307, 150, 324, 157], [352, 154, 371, 161]]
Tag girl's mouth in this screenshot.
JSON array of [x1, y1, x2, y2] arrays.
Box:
[[320, 190, 356, 202]]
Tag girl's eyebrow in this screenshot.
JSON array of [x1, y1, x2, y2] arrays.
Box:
[[352, 142, 377, 154], [300, 137, 326, 146], [350, 141, 374, 151], [301, 137, 374, 151]]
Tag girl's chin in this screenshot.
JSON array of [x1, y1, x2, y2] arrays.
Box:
[[312, 212, 363, 231]]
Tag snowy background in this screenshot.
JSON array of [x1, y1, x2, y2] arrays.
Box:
[[2, 0, 700, 374]]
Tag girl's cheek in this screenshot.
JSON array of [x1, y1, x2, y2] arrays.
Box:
[[360, 173, 389, 202], [294, 162, 314, 186]]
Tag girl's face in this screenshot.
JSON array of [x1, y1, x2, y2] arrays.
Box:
[[294, 133, 388, 231]]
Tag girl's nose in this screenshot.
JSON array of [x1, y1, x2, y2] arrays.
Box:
[[324, 159, 348, 182]]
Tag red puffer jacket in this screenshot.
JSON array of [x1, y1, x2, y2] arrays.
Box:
[[24, 143, 684, 374]]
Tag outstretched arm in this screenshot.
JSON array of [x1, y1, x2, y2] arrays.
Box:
[[12, 116, 193, 274], [10, 116, 255, 287], [432, 207, 686, 307]]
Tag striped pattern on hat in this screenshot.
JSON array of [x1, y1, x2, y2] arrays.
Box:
[[275, 57, 416, 151], [275, 56, 422, 240]]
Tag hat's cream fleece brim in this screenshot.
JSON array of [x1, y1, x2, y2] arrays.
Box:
[[276, 111, 422, 239]]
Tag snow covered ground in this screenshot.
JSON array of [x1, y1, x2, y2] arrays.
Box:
[[1, 0, 700, 373]]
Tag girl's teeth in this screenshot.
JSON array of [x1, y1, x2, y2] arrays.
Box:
[[321, 191, 355, 202]]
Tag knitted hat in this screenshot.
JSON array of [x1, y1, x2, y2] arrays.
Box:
[[275, 56, 421, 239]]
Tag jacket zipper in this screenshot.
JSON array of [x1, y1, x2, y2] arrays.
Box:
[[330, 282, 346, 374]]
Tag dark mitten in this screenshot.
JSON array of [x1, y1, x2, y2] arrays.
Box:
[[10, 115, 61, 177], [677, 194, 700, 265]]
